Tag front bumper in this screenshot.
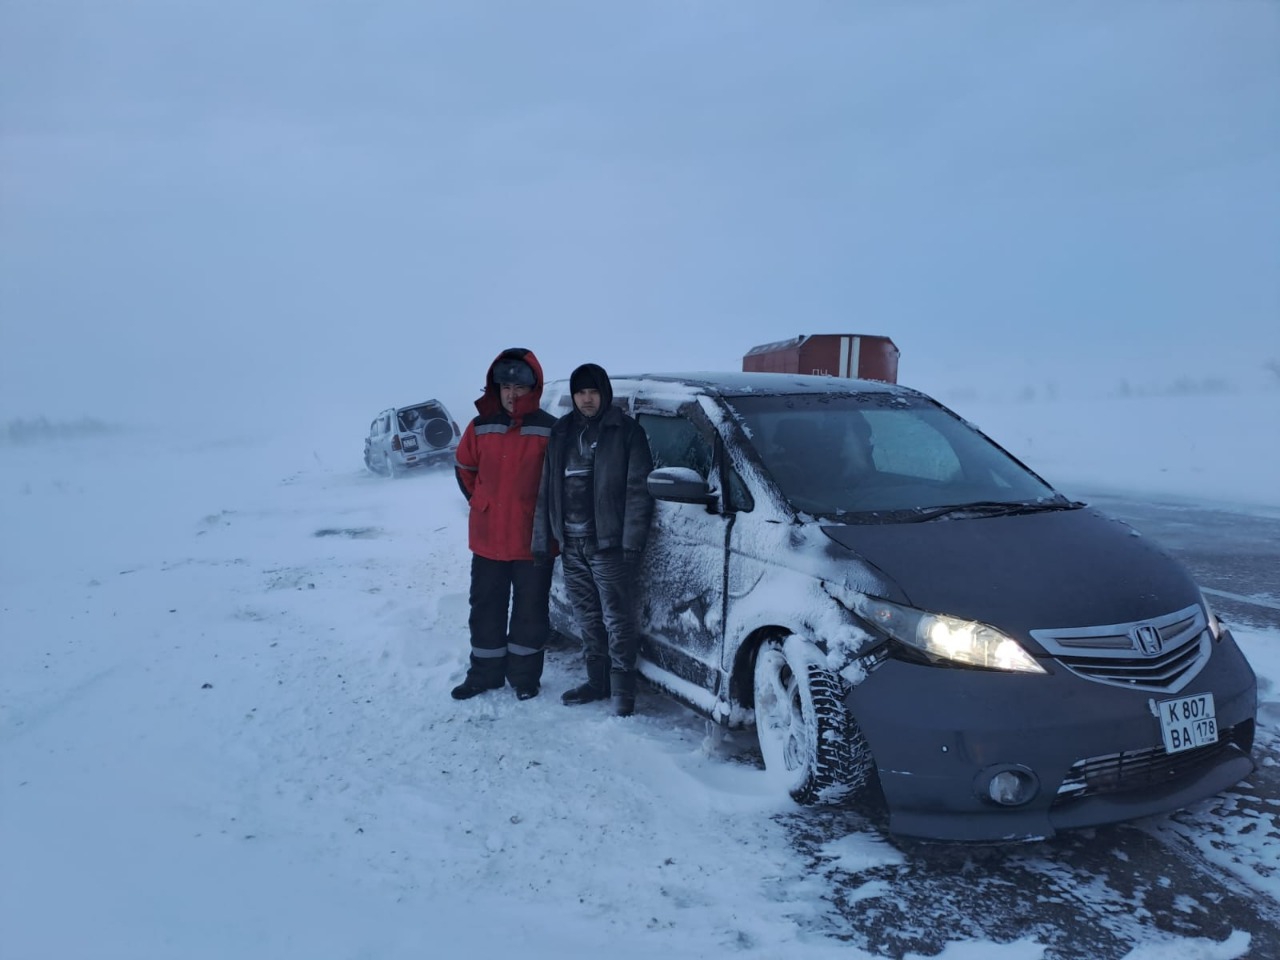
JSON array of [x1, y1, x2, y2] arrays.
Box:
[[846, 630, 1258, 841]]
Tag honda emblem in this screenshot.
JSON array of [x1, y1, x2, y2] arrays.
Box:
[[1134, 624, 1163, 656]]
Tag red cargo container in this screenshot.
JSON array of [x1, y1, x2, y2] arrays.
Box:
[[743, 334, 899, 383]]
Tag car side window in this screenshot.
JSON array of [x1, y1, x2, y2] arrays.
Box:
[[640, 412, 754, 513], [640, 413, 712, 477]]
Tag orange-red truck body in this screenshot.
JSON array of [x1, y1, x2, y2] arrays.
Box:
[[742, 334, 900, 383]]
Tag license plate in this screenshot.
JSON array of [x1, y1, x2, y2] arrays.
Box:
[[1158, 693, 1217, 754]]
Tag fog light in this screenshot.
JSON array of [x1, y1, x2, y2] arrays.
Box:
[[982, 766, 1038, 806]]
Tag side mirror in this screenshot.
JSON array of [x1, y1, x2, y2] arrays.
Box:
[[647, 466, 713, 505]]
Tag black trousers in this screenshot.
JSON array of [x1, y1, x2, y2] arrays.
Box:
[[560, 538, 639, 696], [466, 554, 553, 689]]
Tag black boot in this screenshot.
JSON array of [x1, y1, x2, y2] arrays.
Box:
[[611, 669, 637, 716], [451, 674, 503, 700], [451, 681, 500, 700], [506, 648, 545, 704], [561, 657, 610, 706], [561, 682, 609, 705]]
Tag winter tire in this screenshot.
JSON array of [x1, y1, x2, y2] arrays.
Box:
[[383, 453, 401, 479], [753, 635, 872, 805]]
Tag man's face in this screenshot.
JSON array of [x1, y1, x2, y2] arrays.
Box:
[[500, 383, 532, 414], [573, 388, 601, 418]]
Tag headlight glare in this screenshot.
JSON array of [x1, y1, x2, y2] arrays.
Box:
[[862, 598, 1046, 673]]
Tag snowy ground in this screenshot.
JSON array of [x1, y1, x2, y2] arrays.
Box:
[[1, 386, 1277, 960]]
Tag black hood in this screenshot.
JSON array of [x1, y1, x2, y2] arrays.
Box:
[[569, 362, 613, 415], [820, 507, 1201, 642]]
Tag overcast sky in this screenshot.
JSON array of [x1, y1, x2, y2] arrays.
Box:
[[2, 0, 1278, 430]]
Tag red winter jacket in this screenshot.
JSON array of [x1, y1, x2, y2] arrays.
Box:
[[454, 348, 558, 562]]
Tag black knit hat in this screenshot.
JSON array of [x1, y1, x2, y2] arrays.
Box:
[[569, 362, 613, 410]]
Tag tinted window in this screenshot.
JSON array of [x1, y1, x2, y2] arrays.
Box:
[[641, 413, 712, 476], [861, 408, 961, 482], [640, 411, 753, 513], [728, 393, 1057, 517]]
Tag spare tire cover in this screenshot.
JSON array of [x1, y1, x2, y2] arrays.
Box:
[[423, 418, 453, 448]]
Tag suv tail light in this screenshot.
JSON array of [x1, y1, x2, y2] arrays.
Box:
[[392, 435, 402, 451]]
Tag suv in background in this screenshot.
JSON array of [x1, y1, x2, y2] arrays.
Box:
[[540, 372, 1257, 842], [363, 400, 460, 478]]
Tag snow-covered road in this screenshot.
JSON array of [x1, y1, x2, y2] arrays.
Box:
[[2, 424, 1277, 960]]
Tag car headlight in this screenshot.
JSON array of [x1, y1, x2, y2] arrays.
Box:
[[1199, 591, 1224, 641], [860, 597, 1046, 673]]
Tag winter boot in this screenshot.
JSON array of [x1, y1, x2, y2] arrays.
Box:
[[561, 657, 610, 706], [611, 669, 638, 717], [451, 670, 504, 701], [507, 648, 545, 703], [451, 678, 502, 700]]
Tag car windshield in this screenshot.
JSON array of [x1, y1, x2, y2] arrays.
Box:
[[727, 393, 1068, 521]]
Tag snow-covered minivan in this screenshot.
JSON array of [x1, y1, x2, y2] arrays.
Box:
[[540, 372, 1258, 842]]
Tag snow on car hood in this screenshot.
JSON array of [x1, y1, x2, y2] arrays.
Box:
[[819, 506, 1202, 642]]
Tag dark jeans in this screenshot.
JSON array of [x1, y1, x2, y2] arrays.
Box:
[[560, 538, 639, 696], [467, 554, 553, 689]]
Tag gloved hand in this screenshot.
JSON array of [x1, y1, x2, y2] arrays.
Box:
[[532, 553, 550, 567]]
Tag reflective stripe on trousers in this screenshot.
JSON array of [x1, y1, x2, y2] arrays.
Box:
[[466, 553, 552, 687]]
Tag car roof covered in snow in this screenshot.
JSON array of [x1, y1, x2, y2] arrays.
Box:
[[606, 371, 918, 399]]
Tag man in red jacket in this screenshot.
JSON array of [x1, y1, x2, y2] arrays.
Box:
[[451, 347, 558, 701]]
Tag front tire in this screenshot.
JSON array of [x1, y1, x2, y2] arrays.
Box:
[[753, 636, 871, 805]]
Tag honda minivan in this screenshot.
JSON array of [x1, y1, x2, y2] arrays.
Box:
[[540, 372, 1257, 842]]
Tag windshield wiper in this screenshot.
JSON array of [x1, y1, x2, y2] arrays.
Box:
[[907, 499, 1081, 523]]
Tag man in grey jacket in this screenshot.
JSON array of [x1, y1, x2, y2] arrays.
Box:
[[532, 363, 654, 716]]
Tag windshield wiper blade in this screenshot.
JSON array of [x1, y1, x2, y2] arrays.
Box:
[[907, 499, 1079, 523]]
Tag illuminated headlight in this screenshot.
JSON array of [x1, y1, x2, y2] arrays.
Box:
[[861, 597, 1046, 673]]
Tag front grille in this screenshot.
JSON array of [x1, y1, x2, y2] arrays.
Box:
[[1030, 603, 1210, 693], [1054, 720, 1254, 802]]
